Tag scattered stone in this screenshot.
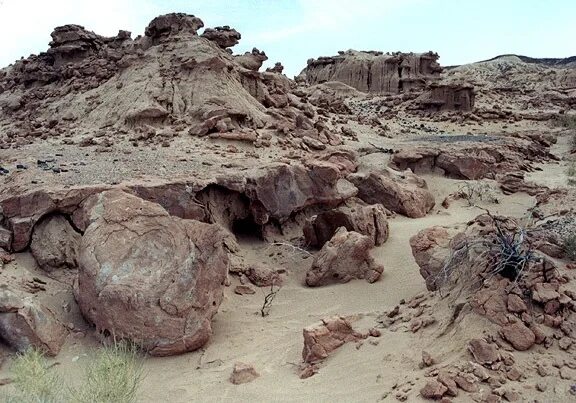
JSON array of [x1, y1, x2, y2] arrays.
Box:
[[229, 362, 259, 385]]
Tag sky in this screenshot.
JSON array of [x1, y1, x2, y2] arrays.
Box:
[[0, 0, 575, 77]]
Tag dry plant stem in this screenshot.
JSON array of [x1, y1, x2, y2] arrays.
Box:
[[261, 284, 280, 317]]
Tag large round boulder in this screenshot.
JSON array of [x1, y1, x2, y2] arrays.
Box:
[[75, 190, 230, 356]]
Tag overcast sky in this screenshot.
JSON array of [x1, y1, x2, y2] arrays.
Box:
[[1, 0, 575, 77]]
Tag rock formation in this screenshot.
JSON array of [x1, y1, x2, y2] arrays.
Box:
[[303, 200, 389, 248], [74, 190, 231, 356], [349, 169, 435, 218], [299, 50, 442, 94], [0, 289, 67, 356], [306, 227, 384, 286], [302, 316, 367, 363]]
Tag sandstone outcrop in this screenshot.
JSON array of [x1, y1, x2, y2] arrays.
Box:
[[201, 26, 241, 48], [391, 137, 556, 180], [0, 289, 67, 356], [299, 50, 442, 94], [306, 228, 383, 286], [30, 214, 81, 271], [349, 169, 435, 218], [303, 201, 389, 248], [302, 316, 366, 363], [74, 190, 230, 356], [415, 83, 475, 112]]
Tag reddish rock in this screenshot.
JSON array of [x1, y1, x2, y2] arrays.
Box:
[[0, 289, 67, 356], [30, 214, 81, 271], [302, 316, 366, 363], [471, 287, 509, 325], [245, 264, 283, 287], [506, 294, 527, 313], [437, 371, 458, 396], [306, 228, 384, 286], [468, 338, 500, 365], [420, 379, 448, 400], [75, 190, 230, 356], [349, 170, 435, 218], [409, 226, 455, 291], [229, 362, 259, 384], [303, 201, 389, 248], [500, 322, 536, 351], [531, 283, 561, 303]]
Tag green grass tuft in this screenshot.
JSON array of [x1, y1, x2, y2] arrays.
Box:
[[69, 342, 144, 403], [3, 348, 64, 403]]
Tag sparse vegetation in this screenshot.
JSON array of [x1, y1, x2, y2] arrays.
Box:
[[70, 342, 144, 403], [458, 182, 499, 206], [3, 343, 144, 403], [3, 348, 64, 403], [261, 284, 281, 317], [432, 209, 537, 293]]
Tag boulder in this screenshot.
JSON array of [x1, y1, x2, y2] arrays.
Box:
[[306, 228, 383, 286], [303, 201, 389, 248], [349, 170, 435, 218], [409, 226, 454, 290], [201, 26, 241, 48], [75, 190, 230, 356], [302, 316, 366, 363], [235, 48, 268, 71], [0, 289, 67, 356], [420, 380, 448, 400], [468, 339, 500, 365], [245, 264, 283, 287], [30, 215, 81, 271], [500, 321, 536, 351]]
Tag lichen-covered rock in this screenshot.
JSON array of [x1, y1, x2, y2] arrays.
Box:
[[306, 228, 383, 286], [75, 190, 230, 356]]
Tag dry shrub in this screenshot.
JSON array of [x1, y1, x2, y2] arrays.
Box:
[[2, 348, 64, 403], [70, 342, 144, 403], [3, 343, 144, 403]]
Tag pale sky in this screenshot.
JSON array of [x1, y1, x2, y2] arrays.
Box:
[[0, 0, 575, 77]]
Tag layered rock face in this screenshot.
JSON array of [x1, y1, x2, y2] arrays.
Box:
[[74, 190, 231, 356], [299, 50, 442, 94]]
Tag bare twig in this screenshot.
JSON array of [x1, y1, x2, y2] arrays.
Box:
[[261, 284, 280, 317]]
